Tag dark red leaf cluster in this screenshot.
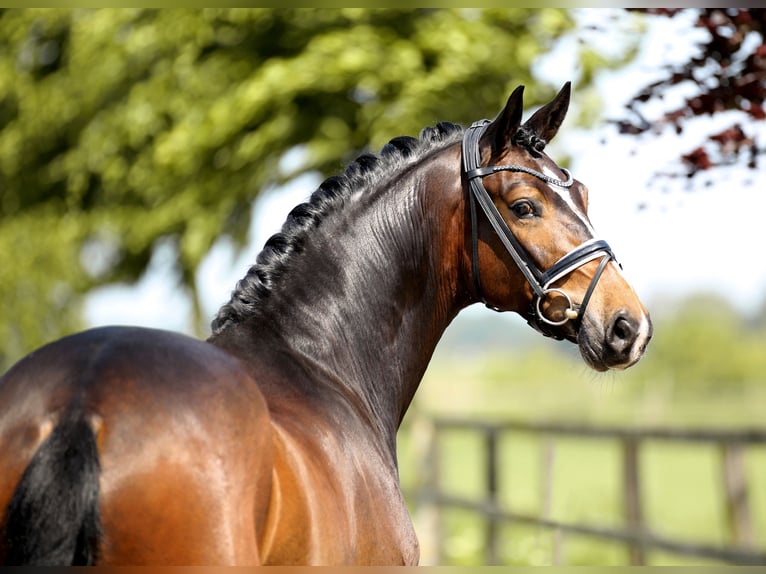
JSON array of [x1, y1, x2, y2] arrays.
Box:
[[618, 9, 765, 178], [681, 124, 756, 176], [681, 147, 712, 174]]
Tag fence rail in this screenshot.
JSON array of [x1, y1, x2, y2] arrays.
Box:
[[409, 417, 766, 566]]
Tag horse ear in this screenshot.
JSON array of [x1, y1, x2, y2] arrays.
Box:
[[481, 85, 525, 157], [522, 81, 571, 145]]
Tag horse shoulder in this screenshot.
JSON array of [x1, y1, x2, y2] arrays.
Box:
[[257, 403, 419, 565]]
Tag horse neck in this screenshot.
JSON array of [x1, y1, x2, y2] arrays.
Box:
[[214, 145, 467, 449]]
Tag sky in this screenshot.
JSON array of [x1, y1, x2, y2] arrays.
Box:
[[85, 9, 766, 334]]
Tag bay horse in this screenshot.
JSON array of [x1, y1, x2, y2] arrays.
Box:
[[0, 83, 651, 565]]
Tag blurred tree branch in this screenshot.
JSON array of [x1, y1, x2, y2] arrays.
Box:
[[614, 9, 765, 178]]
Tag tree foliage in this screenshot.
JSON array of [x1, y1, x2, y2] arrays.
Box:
[[617, 9, 766, 178], [0, 8, 579, 368]]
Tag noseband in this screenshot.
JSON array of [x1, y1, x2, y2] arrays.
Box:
[[462, 120, 617, 340]]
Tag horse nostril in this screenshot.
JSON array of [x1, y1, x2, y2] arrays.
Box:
[[613, 317, 631, 341], [607, 315, 636, 354]]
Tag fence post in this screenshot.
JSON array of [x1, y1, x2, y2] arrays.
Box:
[[721, 442, 754, 550], [412, 416, 441, 565], [485, 426, 500, 565], [541, 438, 563, 565], [622, 437, 645, 565]]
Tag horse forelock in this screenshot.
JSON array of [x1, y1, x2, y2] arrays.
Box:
[[512, 125, 547, 153], [211, 121, 464, 334]]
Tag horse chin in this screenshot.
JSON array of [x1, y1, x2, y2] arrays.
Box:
[[577, 338, 611, 372]]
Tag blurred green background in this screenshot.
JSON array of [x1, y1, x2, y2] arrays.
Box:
[[397, 293, 766, 565], [1, 8, 765, 566]]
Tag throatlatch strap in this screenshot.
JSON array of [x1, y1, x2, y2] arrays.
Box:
[[464, 122, 489, 305], [462, 122, 545, 301]]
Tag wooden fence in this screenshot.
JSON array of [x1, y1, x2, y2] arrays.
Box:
[[408, 417, 766, 566]]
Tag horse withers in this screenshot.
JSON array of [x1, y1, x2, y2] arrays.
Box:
[[0, 83, 651, 565]]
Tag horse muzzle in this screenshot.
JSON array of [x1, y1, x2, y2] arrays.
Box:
[[578, 309, 653, 371]]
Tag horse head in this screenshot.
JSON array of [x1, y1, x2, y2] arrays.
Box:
[[464, 83, 652, 371]]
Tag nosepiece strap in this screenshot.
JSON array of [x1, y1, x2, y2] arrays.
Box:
[[541, 238, 614, 288]]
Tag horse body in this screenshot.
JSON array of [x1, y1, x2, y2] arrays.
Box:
[[0, 84, 652, 565], [0, 324, 423, 564]]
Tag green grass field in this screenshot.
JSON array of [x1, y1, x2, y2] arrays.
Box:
[[396, 348, 766, 566]]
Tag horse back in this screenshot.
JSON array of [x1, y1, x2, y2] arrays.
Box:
[[0, 326, 274, 565]]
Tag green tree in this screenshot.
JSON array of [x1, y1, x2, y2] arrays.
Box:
[[1, 8, 594, 369]]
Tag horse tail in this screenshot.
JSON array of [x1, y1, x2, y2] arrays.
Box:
[[5, 413, 102, 565]]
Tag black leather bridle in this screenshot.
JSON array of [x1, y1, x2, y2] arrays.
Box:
[[462, 120, 617, 340]]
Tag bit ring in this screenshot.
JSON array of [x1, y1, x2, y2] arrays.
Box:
[[536, 288, 578, 326]]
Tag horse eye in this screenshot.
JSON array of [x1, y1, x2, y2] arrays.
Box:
[[510, 200, 535, 219]]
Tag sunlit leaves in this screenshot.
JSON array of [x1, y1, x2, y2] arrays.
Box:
[[0, 8, 576, 367]]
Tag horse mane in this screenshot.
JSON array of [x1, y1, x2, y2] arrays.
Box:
[[211, 121, 465, 334]]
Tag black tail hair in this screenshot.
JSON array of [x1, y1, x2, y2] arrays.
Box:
[[5, 413, 102, 565]]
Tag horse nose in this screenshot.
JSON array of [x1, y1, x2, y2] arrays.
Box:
[[605, 312, 641, 363]]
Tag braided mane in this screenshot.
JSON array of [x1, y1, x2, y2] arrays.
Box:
[[211, 121, 465, 334]]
